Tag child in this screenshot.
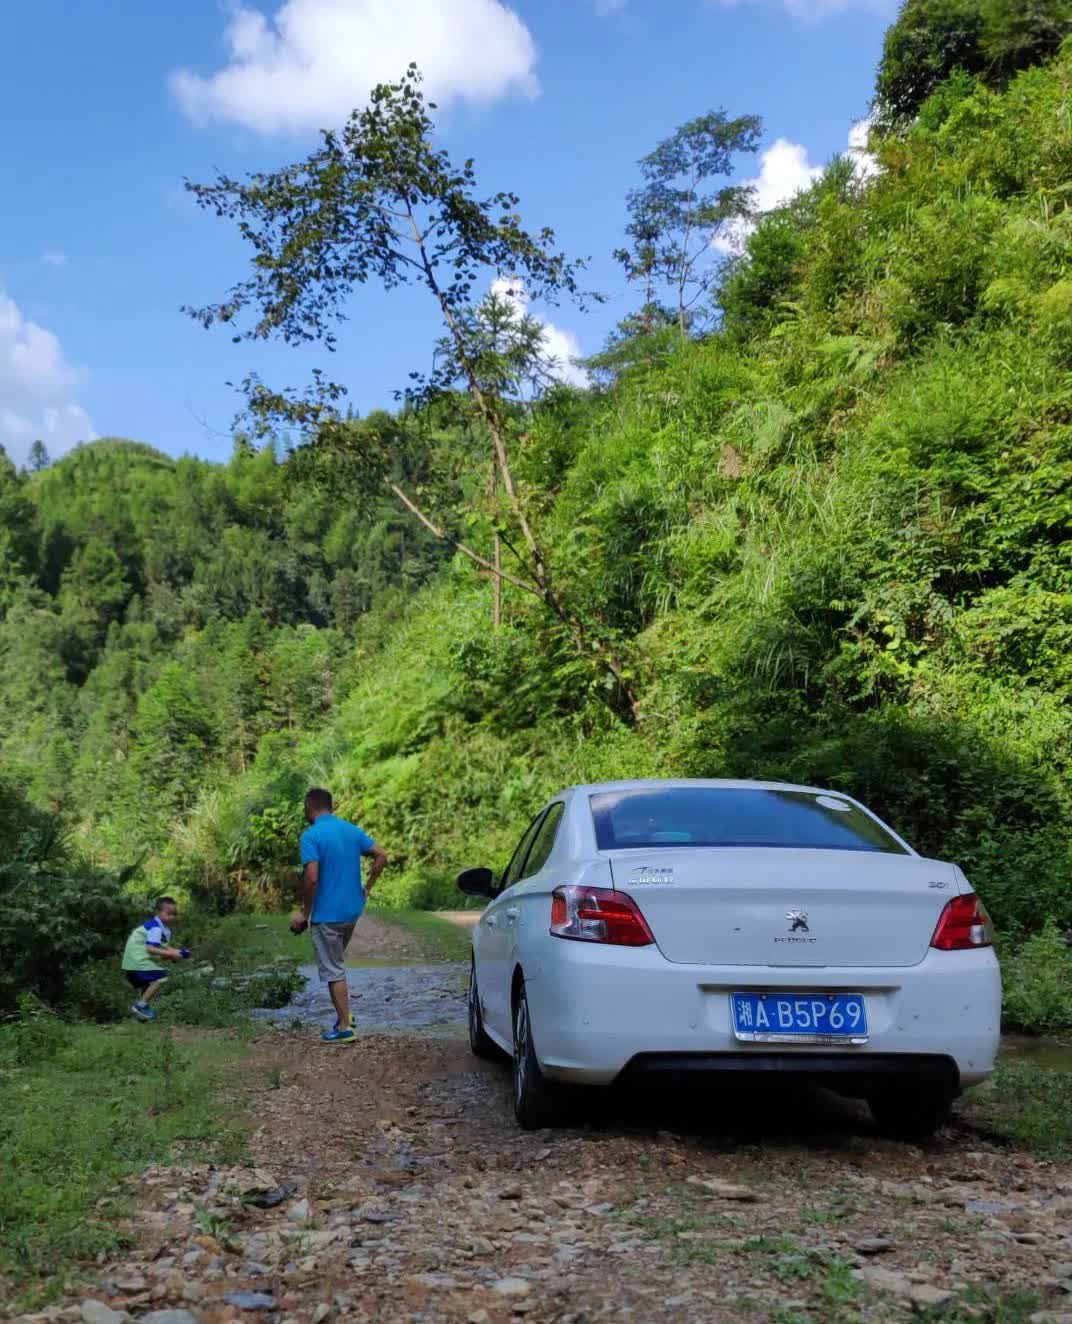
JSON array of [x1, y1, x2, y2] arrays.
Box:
[[121, 895, 191, 1020]]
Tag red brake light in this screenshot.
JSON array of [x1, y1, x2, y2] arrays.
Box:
[[930, 893, 994, 950], [550, 885, 654, 947]]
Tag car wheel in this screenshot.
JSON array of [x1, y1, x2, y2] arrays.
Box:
[[869, 1085, 953, 1140], [512, 981, 559, 1130], [467, 958, 499, 1060]]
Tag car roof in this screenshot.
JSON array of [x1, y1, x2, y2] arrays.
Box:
[[565, 778, 845, 798]]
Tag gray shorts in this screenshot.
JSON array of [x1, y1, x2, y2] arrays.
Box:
[[311, 921, 356, 983]]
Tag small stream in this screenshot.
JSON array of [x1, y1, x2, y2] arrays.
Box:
[[251, 960, 468, 1032], [999, 1032, 1072, 1070]]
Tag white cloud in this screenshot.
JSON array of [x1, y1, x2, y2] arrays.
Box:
[[0, 292, 96, 463], [490, 278, 588, 389], [847, 116, 879, 180], [42, 251, 68, 269], [749, 137, 824, 213], [171, 0, 539, 136], [714, 137, 822, 255], [714, 119, 877, 255]]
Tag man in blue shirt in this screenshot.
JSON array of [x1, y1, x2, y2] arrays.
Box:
[[291, 787, 387, 1045]]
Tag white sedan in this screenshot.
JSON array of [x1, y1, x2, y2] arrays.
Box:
[[458, 779, 1001, 1134]]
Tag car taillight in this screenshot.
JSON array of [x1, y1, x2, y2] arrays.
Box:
[[930, 893, 994, 950], [550, 885, 654, 947]]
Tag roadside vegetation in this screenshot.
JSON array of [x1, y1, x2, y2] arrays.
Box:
[[0, 1012, 244, 1310]]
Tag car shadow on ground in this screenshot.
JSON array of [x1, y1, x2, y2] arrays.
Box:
[[479, 1060, 1003, 1152]]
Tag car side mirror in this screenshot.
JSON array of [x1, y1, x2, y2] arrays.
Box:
[[457, 866, 496, 898]]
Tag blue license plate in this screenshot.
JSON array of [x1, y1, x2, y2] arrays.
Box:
[[731, 992, 868, 1042]]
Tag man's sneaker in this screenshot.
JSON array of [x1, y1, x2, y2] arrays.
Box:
[[320, 1026, 356, 1046], [333, 1013, 356, 1031], [131, 1002, 157, 1021]]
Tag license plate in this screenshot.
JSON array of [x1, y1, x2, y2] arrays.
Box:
[[731, 992, 868, 1044]]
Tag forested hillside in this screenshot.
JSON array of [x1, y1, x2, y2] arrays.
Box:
[[2, 5, 1071, 1026]]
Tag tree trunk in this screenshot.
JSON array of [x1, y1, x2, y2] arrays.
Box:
[[493, 533, 502, 628]]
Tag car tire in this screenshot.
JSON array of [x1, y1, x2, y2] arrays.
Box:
[[512, 980, 560, 1130], [467, 958, 500, 1061], [868, 1085, 953, 1140]]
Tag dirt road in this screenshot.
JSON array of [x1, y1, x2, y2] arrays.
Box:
[[41, 921, 1072, 1324]]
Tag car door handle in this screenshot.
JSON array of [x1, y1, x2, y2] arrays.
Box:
[[484, 915, 498, 928], [505, 907, 519, 920]]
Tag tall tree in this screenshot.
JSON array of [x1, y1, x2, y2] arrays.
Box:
[[875, 0, 1072, 126], [0, 448, 39, 605], [617, 110, 761, 335], [27, 440, 51, 473], [185, 65, 635, 708]]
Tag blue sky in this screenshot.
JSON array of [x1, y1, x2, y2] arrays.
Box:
[[0, 0, 895, 465]]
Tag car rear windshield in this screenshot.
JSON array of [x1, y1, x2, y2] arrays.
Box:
[[589, 787, 908, 854]]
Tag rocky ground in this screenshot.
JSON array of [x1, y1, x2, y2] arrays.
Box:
[[17, 921, 1072, 1324]]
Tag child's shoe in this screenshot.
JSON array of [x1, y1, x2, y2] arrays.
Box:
[[320, 1025, 356, 1046], [131, 1001, 157, 1021]]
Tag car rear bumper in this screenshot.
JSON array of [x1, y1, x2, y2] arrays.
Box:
[[525, 942, 1000, 1090], [617, 1051, 960, 1097]]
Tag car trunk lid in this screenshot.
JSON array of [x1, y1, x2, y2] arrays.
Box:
[[607, 848, 958, 967]]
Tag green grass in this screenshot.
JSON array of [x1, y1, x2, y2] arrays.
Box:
[[914, 1288, 1046, 1323], [964, 1060, 1072, 1154], [0, 1013, 246, 1309], [370, 908, 474, 961]]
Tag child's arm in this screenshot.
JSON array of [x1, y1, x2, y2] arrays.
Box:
[[148, 945, 190, 961]]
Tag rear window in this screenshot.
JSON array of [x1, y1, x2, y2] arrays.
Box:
[[589, 787, 908, 855]]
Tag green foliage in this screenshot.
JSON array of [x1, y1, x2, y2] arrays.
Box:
[[875, 0, 987, 124], [0, 782, 132, 1011], [0, 449, 39, 605], [0, 434, 446, 863], [874, 0, 1072, 125], [1001, 921, 1072, 1031]]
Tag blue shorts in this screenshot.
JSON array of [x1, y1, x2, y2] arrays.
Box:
[[125, 970, 168, 990]]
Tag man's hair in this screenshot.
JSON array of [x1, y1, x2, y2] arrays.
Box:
[[305, 787, 333, 813], [155, 895, 177, 911]]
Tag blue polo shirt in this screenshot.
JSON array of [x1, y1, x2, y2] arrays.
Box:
[[299, 814, 376, 924]]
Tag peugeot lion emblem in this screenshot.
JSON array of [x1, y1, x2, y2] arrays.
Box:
[[786, 908, 809, 933]]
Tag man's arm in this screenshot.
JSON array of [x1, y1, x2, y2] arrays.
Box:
[[293, 826, 320, 932], [295, 860, 319, 926], [363, 845, 387, 899]]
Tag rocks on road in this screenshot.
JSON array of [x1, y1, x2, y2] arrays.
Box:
[[252, 962, 467, 1032]]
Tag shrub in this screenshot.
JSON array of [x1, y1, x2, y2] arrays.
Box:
[[0, 997, 73, 1068], [63, 960, 132, 1023], [0, 782, 133, 1011], [1001, 920, 1072, 1032]]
